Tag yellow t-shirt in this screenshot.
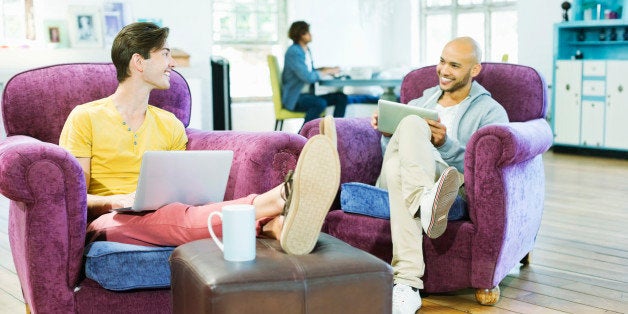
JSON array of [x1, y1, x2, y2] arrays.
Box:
[[59, 97, 188, 196]]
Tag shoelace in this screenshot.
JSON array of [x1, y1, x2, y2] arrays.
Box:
[[281, 170, 294, 216]]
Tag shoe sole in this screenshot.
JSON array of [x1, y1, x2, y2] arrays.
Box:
[[319, 116, 337, 149], [280, 135, 340, 255], [425, 167, 459, 239]]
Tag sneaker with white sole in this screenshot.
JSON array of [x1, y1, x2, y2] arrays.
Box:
[[279, 134, 341, 255], [420, 166, 460, 239], [392, 284, 422, 314]]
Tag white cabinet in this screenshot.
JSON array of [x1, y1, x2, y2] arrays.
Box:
[[580, 100, 604, 147], [554, 61, 582, 146], [552, 60, 628, 151], [605, 61, 628, 150]]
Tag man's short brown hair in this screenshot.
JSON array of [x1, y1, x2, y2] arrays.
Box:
[[111, 22, 169, 82]]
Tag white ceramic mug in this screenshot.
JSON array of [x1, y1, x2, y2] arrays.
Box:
[[208, 204, 256, 262]]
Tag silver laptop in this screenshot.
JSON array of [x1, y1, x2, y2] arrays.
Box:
[[377, 99, 439, 134], [116, 150, 233, 212]]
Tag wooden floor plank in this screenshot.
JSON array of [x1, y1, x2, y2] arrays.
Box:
[[509, 266, 628, 300], [501, 276, 628, 313], [0, 266, 24, 303], [0, 294, 26, 314], [531, 249, 628, 282], [534, 235, 628, 262], [423, 291, 519, 314], [500, 285, 622, 314]]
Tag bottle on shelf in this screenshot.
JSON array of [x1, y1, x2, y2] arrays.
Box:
[[610, 28, 617, 41], [599, 28, 606, 41], [577, 29, 586, 41], [624, 27, 628, 41]]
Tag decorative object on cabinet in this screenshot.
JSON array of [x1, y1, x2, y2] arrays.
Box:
[[577, 28, 586, 41], [562, 1, 572, 22], [610, 27, 618, 40]]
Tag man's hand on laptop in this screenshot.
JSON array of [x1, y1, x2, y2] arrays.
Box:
[[87, 192, 136, 219], [110, 192, 136, 210]]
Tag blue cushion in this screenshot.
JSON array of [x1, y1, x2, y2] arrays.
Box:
[[347, 94, 380, 104], [340, 182, 468, 221], [84, 241, 175, 291]]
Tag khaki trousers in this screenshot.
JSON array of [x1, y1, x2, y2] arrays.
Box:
[[376, 115, 449, 289]]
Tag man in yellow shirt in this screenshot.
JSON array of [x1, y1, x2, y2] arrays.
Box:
[[59, 22, 340, 255]]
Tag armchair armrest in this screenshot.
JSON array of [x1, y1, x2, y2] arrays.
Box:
[[464, 119, 552, 287], [467, 119, 553, 169], [464, 118, 552, 216], [185, 129, 306, 200], [0, 135, 87, 313]]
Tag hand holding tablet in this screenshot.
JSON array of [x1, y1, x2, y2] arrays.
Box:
[[376, 99, 439, 134]]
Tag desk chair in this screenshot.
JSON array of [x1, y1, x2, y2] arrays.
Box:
[[267, 54, 307, 130]]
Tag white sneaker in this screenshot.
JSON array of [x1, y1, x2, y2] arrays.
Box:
[[420, 166, 460, 239], [392, 284, 422, 314]]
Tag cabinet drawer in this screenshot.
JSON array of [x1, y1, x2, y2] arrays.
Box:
[[583, 61, 605, 76], [582, 80, 605, 96]]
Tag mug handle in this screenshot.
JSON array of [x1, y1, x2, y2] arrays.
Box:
[[208, 212, 224, 251]]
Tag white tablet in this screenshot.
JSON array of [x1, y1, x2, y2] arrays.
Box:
[[377, 99, 439, 134]]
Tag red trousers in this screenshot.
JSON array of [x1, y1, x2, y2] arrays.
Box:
[[86, 194, 270, 246]]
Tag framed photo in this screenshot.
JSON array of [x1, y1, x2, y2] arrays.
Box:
[[103, 1, 129, 45], [67, 5, 103, 48], [43, 20, 69, 48]]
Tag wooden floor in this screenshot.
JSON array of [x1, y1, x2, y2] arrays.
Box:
[[0, 151, 627, 313]]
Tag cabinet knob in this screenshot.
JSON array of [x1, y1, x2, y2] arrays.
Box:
[[565, 83, 570, 91], [619, 85, 624, 92]]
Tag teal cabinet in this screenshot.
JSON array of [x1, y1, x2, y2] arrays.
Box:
[[552, 0, 628, 152]]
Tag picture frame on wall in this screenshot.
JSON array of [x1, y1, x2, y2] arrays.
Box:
[[43, 20, 69, 48], [67, 5, 103, 48], [103, 1, 129, 45]]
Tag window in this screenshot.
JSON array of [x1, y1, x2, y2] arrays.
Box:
[[211, 0, 286, 100], [419, 0, 517, 65]]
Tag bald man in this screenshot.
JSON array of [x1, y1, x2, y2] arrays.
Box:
[[370, 37, 509, 313]]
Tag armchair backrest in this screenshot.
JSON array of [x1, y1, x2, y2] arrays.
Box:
[[399, 62, 547, 122], [1, 63, 191, 144]]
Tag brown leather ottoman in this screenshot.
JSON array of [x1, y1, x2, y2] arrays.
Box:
[[170, 233, 392, 314]]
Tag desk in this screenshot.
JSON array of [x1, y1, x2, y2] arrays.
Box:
[[319, 78, 402, 101]]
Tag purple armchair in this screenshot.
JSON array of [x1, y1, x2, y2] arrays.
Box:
[[300, 62, 553, 305], [0, 63, 305, 313]]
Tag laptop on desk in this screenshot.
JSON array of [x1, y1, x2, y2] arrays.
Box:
[[115, 150, 233, 212]]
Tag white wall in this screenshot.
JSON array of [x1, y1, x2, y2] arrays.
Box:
[[1, 0, 563, 135], [286, 0, 561, 82], [517, 0, 564, 83], [0, 0, 213, 130]]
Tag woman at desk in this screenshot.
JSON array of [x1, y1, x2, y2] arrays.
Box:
[[282, 21, 348, 125]]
